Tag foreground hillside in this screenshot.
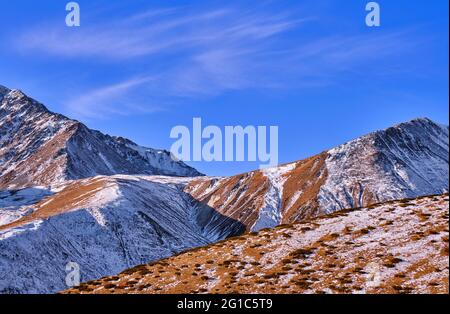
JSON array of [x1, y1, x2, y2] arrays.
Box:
[[64, 193, 449, 294]]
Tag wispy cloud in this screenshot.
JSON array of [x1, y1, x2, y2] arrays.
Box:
[[65, 77, 163, 119], [14, 4, 423, 118], [16, 7, 296, 59]]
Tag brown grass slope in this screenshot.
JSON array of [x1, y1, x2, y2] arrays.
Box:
[[0, 177, 109, 232], [63, 193, 449, 294]]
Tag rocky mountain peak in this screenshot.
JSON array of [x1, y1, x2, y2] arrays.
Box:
[[0, 85, 202, 189]]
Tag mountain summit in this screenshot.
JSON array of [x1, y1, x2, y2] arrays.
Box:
[[0, 86, 202, 189]]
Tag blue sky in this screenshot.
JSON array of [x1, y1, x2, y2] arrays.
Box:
[[0, 0, 448, 176]]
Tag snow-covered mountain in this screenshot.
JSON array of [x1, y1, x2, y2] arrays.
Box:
[[186, 118, 449, 231], [0, 175, 244, 293], [0, 85, 201, 189]]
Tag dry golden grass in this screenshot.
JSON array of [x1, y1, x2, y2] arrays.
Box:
[[63, 193, 449, 295]]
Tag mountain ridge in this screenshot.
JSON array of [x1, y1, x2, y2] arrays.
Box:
[[0, 86, 202, 189], [186, 117, 449, 231]]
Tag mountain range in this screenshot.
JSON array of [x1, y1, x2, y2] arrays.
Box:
[[0, 85, 448, 293]]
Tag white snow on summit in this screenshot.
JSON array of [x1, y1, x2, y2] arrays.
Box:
[[318, 118, 449, 212]]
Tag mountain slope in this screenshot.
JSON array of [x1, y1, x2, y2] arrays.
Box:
[[0, 86, 201, 189], [0, 175, 243, 294], [186, 118, 449, 231], [63, 193, 449, 294], [318, 118, 449, 212]]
